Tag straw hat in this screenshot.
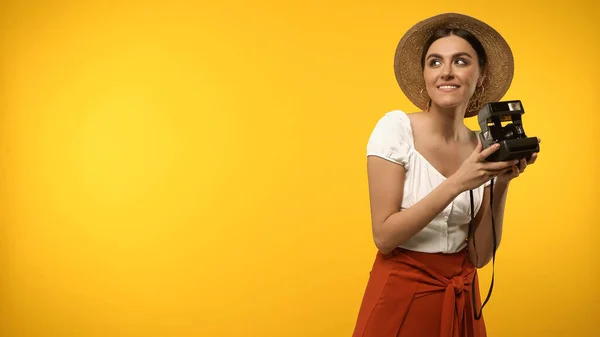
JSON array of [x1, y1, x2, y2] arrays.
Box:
[[394, 13, 514, 117]]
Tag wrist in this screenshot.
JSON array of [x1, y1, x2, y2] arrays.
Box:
[[444, 176, 464, 196], [493, 177, 511, 189]]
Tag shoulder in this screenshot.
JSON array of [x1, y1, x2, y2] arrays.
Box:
[[370, 109, 417, 135], [366, 110, 415, 167], [367, 110, 414, 142], [375, 109, 411, 125]]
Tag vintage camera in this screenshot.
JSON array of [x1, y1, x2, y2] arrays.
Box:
[[478, 100, 540, 162]]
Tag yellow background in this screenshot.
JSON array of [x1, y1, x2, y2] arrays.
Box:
[[1, 1, 598, 336]]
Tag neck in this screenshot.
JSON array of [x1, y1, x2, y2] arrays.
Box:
[[425, 103, 469, 143]]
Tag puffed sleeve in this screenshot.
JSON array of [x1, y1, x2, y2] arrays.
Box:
[[366, 112, 412, 169]]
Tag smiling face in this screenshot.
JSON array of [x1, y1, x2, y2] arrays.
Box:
[[423, 34, 484, 112]]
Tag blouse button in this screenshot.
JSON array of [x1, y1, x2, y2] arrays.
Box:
[[444, 216, 448, 220]]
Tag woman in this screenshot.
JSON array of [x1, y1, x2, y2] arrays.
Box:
[[352, 13, 539, 337]]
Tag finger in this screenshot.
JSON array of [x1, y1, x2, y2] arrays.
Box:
[[490, 165, 516, 176], [499, 165, 519, 177], [470, 137, 483, 158], [476, 143, 501, 161], [528, 152, 538, 165], [519, 158, 527, 172], [482, 159, 519, 171], [475, 137, 483, 151], [487, 168, 511, 177]]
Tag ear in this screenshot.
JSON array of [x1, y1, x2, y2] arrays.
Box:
[[477, 68, 488, 87]]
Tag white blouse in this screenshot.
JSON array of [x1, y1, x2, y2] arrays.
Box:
[[366, 110, 492, 254]]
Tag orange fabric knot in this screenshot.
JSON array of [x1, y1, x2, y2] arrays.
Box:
[[451, 276, 464, 295]]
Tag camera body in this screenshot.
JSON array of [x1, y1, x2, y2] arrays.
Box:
[[478, 100, 540, 162]]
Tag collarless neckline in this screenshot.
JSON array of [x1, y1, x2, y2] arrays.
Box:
[[400, 111, 450, 180]]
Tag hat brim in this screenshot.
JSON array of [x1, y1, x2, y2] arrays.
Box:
[[394, 13, 514, 117]]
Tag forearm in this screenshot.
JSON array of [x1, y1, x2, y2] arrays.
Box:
[[469, 180, 510, 267], [374, 179, 462, 254]]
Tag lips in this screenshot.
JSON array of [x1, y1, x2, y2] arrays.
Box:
[[437, 83, 461, 91]]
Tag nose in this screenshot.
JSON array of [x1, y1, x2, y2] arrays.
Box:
[[441, 62, 454, 79]]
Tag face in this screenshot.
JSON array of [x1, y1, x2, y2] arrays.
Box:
[[423, 35, 484, 111]]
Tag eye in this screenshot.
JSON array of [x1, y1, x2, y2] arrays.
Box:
[[455, 58, 469, 65], [429, 59, 441, 67]]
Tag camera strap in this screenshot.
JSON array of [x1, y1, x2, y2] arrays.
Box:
[[469, 178, 497, 320]]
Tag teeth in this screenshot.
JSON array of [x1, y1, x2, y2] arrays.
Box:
[[439, 85, 458, 89]]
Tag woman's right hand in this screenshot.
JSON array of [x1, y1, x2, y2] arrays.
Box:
[[449, 139, 518, 193]]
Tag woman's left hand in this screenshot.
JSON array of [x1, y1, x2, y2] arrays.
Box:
[[495, 138, 541, 184]]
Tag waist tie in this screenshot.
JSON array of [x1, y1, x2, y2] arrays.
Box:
[[390, 249, 477, 337]]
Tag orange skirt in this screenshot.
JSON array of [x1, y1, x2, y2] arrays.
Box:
[[351, 247, 487, 337]]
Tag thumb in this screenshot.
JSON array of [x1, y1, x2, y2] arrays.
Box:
[[471, 136, 483, 156]]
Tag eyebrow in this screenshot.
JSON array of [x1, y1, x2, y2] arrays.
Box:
[[426, 52, 474, 60]]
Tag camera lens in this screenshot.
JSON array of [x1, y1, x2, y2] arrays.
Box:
[[515, 125, 524, 135], [504, 125, 514, 139]]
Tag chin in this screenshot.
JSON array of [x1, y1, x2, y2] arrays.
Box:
[[432, 98, 464, 110]]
